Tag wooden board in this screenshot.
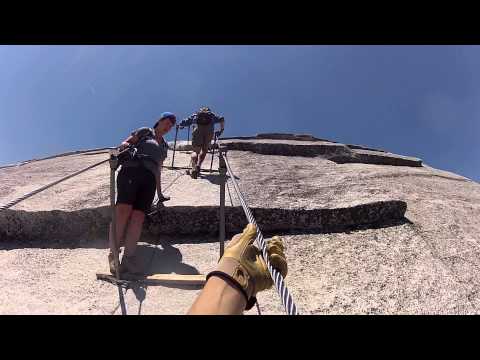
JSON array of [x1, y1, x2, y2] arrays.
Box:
[[96, 273, 206, 286]]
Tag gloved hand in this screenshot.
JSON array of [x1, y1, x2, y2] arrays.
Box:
[[207, 223, 288, 310]]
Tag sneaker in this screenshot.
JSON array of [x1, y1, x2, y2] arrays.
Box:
[[119, 255, 143, 276]]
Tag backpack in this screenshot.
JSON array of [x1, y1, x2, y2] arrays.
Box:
[[196, 111, 214, 126], [117, 128, 156, 166], [136, 128, 156, 144]]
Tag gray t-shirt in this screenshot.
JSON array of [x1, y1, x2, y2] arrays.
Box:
[[123, 127, 168, 177]]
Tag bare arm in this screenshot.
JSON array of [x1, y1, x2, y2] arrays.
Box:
[[118, 134, 139, 150], [179, 114, 196, 128], [187, 275, 246, 315]]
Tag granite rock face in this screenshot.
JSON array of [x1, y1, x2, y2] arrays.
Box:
[[0, 207, 110, 242], [1, 133, 479, 314], [145, 200, 407, 237], [0, 201, 407, 241], [172, 133, 422, 167]]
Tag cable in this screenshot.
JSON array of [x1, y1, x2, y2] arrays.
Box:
[[222, 153, 299, 315], [0, 158, 109, 211]]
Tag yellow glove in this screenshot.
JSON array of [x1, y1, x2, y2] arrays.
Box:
[[207, 223, 288, 310]]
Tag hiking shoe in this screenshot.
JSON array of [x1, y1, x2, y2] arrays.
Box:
[[190, 166, 199, 179], [119, 255, 143, 276]]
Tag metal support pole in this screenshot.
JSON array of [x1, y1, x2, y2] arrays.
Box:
[[218, 148, 227, 259], [109, 154, 121, 281], [171, 125, 179, 168], [210, 134, 217, 173]]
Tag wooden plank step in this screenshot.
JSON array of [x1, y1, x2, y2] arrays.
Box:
[[96, 273, 206, 286]]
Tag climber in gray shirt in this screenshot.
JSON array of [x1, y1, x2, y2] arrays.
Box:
[[109, 112, 176, 276]]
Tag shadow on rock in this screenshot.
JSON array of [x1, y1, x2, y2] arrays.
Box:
[[198, 173, 240, 185], [131, 242, 203, 291], [135, 242, 200, 276], [198, 173, 222, 185]]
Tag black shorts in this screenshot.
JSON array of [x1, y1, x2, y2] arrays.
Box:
[[116, 166, 156, 213]]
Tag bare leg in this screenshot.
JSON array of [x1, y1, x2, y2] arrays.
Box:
[[109, 203, 133, 253], [197, 144, 209, 168], [187, 276, 246, 315], [123, 210, 146, 257], [190, 147, 201, 178], [191, 148, 200, 169]]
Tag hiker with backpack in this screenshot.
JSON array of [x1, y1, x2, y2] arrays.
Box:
[[108, 112, 177, 276], [179, 107, 225, 179]]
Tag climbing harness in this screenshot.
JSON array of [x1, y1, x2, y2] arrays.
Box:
[[220, 151, 300, 315]]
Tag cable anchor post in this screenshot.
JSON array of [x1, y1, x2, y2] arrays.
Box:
[[218, 147, 228, 259], [109, 151, 121, 281], [171, 125, 179, 168]]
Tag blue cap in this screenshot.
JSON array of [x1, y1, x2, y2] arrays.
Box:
[[160, 112, 176, 122], [154, 112, 176, 128]]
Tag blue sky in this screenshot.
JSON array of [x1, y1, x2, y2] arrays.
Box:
[[0, 45, 478, 181]]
